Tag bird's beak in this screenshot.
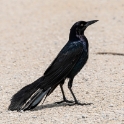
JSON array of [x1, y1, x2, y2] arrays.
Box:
[[86, 20, 99, 27]]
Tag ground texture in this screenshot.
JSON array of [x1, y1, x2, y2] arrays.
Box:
[[0, 0, 124, 124]]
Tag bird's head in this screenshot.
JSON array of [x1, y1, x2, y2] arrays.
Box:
[[69, 20, 98, 40]]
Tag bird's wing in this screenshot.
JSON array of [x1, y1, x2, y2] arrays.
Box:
[[8, 41, 84, 111], [42, 41, 83, 89]]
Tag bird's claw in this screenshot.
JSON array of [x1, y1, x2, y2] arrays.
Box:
[[55, 99, 74, 104]]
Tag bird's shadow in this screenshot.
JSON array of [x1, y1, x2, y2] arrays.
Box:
[[96, 52, 124, 56], [31, 102, 92, 111]]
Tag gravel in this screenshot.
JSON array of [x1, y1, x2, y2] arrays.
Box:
[[0, 0, 124, 123]]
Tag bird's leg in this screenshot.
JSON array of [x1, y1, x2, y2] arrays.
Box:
[[68, 78, 92, 106], [56, 83, 74, 104]]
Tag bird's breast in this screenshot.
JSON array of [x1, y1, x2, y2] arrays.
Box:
[[68, 49, 88, 78]]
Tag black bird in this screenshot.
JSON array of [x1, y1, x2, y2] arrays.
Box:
[[8, 20, 98, 111]]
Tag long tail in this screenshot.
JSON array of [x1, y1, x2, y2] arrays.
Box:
[[8, 76, 51, 111]]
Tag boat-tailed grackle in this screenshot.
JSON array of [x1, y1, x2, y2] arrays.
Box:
[[8, 20, 98, 111]]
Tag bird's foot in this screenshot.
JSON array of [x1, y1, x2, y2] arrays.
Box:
[[68, 100, 93, 106], [55, 99, 74, 104]]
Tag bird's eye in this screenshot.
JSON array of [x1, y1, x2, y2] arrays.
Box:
[[81, 24, 83, 26]]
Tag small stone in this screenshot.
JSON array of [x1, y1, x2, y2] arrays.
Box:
[[109, 105, 113, 107], [86, 91, 89, 94]]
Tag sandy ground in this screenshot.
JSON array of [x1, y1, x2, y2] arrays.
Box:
[[0, 0, 124, 124]]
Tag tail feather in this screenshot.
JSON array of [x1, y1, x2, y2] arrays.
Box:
[[21, 87, 51, 111], [8, 76, 51, 111]]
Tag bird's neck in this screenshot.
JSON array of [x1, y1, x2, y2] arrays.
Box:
[[69, 29, 86, 41], [69, 29, 80, 41], [69, 33, 89, 50]]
